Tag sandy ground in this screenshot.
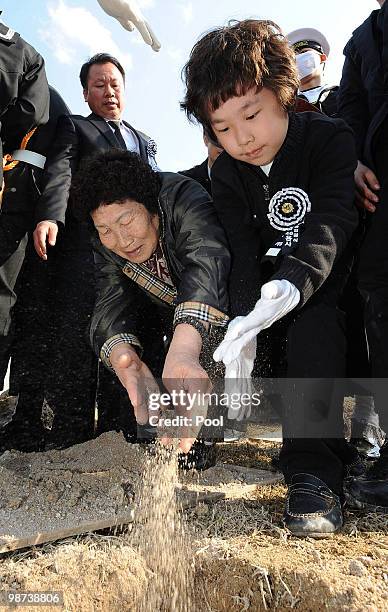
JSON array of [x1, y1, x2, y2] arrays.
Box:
[[0, 434, 387, 611]]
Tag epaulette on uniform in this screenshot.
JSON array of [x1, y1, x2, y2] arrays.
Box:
[[0, 22, 19, 45]]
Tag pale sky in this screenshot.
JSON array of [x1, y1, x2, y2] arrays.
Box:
[[3, 0, 379, 170]]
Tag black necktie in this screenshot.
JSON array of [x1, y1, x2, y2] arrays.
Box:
[[108, 121, 127, 149]]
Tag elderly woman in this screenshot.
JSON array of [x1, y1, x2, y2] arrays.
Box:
[[70, 149, 230, 452]]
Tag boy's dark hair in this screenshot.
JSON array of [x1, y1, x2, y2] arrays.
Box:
[[80, 53, 126, 89], [70, 150, 161, 221], [181, 19, 299, 138]]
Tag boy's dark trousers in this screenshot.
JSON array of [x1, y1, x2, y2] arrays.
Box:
[[270, 299, 358, 495]]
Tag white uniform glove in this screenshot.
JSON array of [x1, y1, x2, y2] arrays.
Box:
[[214, 280, 300, 421], [97, 0, 161, 51], [223, 326, 256, 421], [214, 280, 300, 367]]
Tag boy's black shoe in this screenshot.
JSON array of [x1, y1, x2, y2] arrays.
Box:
[[283, 473, 343, 538], [178, 440, 217, 471], [344, 442, 388, 513]]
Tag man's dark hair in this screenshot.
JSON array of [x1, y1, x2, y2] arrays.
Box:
[[70, 150, 161, 221], [181, 19, 299, 138], [80, 53, 126, 89]]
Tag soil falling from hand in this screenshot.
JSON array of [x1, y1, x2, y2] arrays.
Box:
[[133, 443, 194, 612]]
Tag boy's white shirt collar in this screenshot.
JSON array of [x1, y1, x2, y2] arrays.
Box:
[[260, 161, 273, 176]]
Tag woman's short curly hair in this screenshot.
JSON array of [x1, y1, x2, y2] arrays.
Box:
[[181, 19, 299, 140], [70, 149, 161, 221]]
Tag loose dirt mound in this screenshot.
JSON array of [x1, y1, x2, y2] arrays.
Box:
[[0, 436, 387, 611], [0, 432, 143, 548]]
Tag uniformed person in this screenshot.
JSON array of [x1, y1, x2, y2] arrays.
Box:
[[0, 86, 71, 454], [0, 18, 49, 392], [287, 28, 338, 117], [0, 18, 51, 452]]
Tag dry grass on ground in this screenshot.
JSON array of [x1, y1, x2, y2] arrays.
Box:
[[0, 439, 387, 611]]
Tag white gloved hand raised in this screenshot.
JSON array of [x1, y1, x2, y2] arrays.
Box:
[[97, 0, 161, 51], [213, 280, 300, 366]]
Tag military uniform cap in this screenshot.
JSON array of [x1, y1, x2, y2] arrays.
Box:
[[287, 28, 330, 57]]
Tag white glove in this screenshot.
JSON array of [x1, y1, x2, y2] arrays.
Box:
[[97, 0, 161, 51], [223, 327, 256, 421], [214, 280, 300, 366], [214, 280, 299, 421]]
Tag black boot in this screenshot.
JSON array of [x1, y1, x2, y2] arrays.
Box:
[[344, 441, 388, 513], [283, 473, 343, 537]]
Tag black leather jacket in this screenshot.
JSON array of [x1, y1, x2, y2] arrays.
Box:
[[89, 171, 230, 359]]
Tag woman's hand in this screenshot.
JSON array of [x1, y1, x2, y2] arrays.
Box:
[[162, 324, 210, 452], [110, 343, 159, 425]]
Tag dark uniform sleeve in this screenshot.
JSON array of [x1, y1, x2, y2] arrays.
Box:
[[1, 55, 49, 153], [271, 121, 358, 306], [34, 114, 79, 225], [338, 40, 369, 159], [0, 30, 49, 257], [0, 213, 30, 266]]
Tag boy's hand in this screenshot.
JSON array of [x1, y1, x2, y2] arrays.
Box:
[[110, 343, 159, 425], [214, 280, 300, 365], [354, 161, 380, 213]]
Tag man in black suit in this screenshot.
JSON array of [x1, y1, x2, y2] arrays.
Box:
[[33, 52, 156, 253], [32, 53, 157, 448]]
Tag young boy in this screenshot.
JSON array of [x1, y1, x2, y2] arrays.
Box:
[[181, 19, 359, 536]]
